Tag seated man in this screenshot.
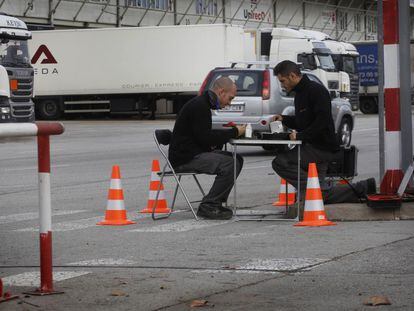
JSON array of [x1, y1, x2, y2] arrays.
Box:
[[271, 61, 376, 209], [168, 77, 246, 220]]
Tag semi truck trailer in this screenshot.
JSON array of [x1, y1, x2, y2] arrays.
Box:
[[352, 40, 414, 114], [28, 24, 251, 120]]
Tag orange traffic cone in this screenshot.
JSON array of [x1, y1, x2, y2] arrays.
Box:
[[140, 160, 171, 214], [273, 178, 296, 206], [97, 165, 136, 226], [294, 163, 336, 227]]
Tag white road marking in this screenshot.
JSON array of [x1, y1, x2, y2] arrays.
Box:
[[244, 165, 269, 170], [224, 232, 269, 239], [0, 210, 86, 225], [2, 271, 90, 287], [67, 258, 137, 266], [191, 269, 280, 275], [353, 128, 378, 133], [238, 258, 327, 271], [128, 219, 232, 232], [14, 212, 149, 232], [192, 258, 327, 275], [2, 164, 71, 172]]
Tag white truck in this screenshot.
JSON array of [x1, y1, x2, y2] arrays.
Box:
[[0, 13, 35, 122], [352, 40, 414, 114], [267, 28, 350, 98], [297, 29, 360, 111], [28, 24, 251, 120]]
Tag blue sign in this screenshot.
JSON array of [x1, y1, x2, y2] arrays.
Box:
[[355, 43, 378, 86]]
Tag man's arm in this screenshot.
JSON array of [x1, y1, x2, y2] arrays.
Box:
[[191, 106, 238, 147]]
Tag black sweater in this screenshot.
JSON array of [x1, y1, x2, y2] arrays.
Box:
[[168, 91, 238, 168], [282, 75, 340, 152]]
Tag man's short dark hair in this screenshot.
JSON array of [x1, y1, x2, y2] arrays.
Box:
[[273, 60, 301, 77]]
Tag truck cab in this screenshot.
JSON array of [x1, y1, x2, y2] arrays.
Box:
[[0, 65, 12, 122], [298, 29, 360, 111], [268, 28, 350, 99], [0, 14, 35, 122]]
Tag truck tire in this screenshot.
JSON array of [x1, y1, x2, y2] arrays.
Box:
[[359, 97, 378, 114], [337, 117, 352, 147], [36, 99, 62, 120]]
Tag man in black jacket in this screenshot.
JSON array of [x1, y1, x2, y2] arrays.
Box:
[[169, 77, 246, 220], [271, 61, 376, 207]]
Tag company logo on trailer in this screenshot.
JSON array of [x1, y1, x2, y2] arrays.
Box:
[[31, 45, 57, 64], [31, 45, 58, 75]]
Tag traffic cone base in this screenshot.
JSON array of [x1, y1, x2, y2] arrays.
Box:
[[294, 210, 336, 226], [97, 210, 136, 226], [273, 178, 296, 206], [97, 165, 136, 226], [140, 159, 171, 214], [294, 163, 336, 227]]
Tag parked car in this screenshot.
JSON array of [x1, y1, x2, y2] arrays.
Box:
[[199, 65, 354, 150]]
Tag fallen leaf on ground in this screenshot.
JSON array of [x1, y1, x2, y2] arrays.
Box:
[[190, 299, 208, 307], [111, 290, 127, 297], [363, 296, 391, 306]]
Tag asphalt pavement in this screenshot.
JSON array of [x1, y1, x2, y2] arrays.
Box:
[[0, 114, 413, 310]]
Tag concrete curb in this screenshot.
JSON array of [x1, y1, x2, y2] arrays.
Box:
[[325, 201, 414, 221]]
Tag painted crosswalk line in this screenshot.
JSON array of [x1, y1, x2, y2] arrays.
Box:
[[0, 210, 86, 225], [192, 258, 327, 275], [2, 271, 90, 287], [238, 258, 327, 271], [14, 213, 150, 232], [67, 258, 137, 266], [128, 219, 232, 232]]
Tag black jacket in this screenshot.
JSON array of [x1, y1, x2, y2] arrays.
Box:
[[168, 91, 238, 168], [282, 75, 340, 152]]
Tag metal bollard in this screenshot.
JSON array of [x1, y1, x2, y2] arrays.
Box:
[[0, 122, 65, 296]]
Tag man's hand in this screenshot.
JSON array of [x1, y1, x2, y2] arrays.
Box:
[[289, 130, 297, 141], [272, 115, 283, 122], [236, 125, 246, 137]]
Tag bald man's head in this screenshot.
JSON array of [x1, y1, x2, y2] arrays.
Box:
[[211, 77, 235, 92], [210, 77, 237, 109]]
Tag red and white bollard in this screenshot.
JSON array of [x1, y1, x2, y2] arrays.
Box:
[[381, 0, 404, 194], [0, 123, 65, 296]]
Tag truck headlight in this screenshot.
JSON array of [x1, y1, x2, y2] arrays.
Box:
[[0, 107, 10, 114]]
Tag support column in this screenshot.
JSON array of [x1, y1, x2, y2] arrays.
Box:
[[380, 0, 403, 194]]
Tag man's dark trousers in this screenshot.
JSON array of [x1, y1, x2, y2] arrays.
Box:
[[175, 150, 243, 206], [272, 144, 360, 203]]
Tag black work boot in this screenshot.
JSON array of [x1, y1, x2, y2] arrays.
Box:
[[356, 178, 377, 197], [197, 204, 233, 220]]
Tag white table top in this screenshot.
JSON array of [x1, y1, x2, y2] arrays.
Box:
[[230, 138, 302, 145]]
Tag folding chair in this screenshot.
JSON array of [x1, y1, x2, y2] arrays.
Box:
[[152, 129, 206, 220]]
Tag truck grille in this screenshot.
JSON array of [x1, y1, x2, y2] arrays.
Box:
[[11, 78, 33, 99], [7, 70, 35, 120], [12, 104, 33, 117]]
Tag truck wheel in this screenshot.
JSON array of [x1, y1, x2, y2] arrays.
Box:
[[359, 98, 378, 114], [337, 118, 352, 147], [36, 99, 62, 120]]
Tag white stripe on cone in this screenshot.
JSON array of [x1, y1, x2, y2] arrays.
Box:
[[148, 190, 166, 200], [151, 172, 160, 181], [304, 199, 325, 212], [106, 199, 125, 211], [306, 177, 320, 189], [109, 179, 122, 190]]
